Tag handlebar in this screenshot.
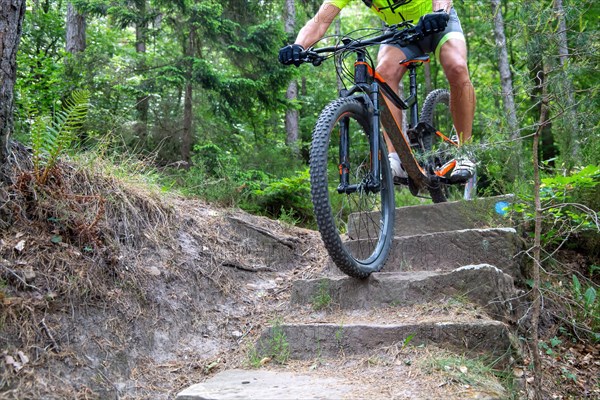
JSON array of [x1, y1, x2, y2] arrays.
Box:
[[300, 21, 426, 66]]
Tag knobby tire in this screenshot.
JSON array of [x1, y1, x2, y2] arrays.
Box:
[[310, 97, 395, 279]]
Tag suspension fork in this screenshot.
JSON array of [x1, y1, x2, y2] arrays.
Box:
[[337, 52, 382, 194], [369, 81, 381, 191], [338, 116, 351, 193], [337, 84, 381, 194]]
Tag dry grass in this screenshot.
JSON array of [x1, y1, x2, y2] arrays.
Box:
[[1, 143, 182, 398], [0, 142, 327, 399]]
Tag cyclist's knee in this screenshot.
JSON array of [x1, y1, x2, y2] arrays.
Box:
[[376, 46, 407, 83], [443, 60, 470, 85], [376, 59, 406, 85]]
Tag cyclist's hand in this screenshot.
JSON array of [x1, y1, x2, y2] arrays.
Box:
[[278, 44, 305, 67], [418, 11, 449, 34]]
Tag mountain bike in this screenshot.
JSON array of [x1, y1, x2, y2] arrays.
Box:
[[300, 21, 476, 279]]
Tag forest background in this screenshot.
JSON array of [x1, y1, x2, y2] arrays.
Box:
[[7, 0, 597, 224], [0, 0, 598, 396]]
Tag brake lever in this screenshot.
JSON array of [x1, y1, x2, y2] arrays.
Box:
[[389, 27, 423, 46], [301, 49, 324, 66]]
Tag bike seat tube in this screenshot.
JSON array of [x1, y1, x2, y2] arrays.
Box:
[[408, 66, 419, 128]]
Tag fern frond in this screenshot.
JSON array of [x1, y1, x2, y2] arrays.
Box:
[[31, 89, 91, 185], [30, 115, 50, 178]]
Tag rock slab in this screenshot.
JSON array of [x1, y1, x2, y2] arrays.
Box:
[[339, 227, 520, 278], [176, 369, 351, 400], [259, 320, 511, 360], [292, 264, 516, 320], [349, 195, 515, 239]]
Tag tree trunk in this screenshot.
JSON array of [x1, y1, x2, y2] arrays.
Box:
[[491, 0, 518, 140], [181, 27, 195, 165], [284, 0, 299, 153], [554, 0, 578, 168], [66, 2, 86, 54], [135, 5, 149, 142], [531, 64, 549, 400], [182, 82, 193, 165], [285, 81, 299, 150], [0, 0, 26, 167]]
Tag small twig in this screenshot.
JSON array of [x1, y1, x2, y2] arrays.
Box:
[[40, 318, 61, 353], [227, 216, 298, 249], [0, 263, 40, 291], [221, 261, 274, 273], [301, 247, 313, 256], [237, 324, 254, 343]]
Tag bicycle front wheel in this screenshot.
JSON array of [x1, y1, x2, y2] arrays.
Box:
[[310, 97, 395, 279]]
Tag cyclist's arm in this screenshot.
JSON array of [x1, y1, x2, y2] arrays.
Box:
[[432, 0, 452, 13], [294, 3, 341, 48]]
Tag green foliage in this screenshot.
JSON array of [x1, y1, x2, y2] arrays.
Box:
[[402, 334, 415, 349], [511, 165, 599, 247], [266, 318, 290, 365], [539, 336, 562, 356], [245, 318, 290, 368], [245, 343, 263, 369], [311, 279, 332, 311], [422, 352, 511, 394], [166, 143, 314, 227], [252, 169, 313, 225], [571, 275, 600, 341], [30, 90, 91, 184], [277, 207, 302, 226]]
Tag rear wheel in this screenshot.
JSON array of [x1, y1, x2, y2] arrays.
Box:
[[310, 97, 395, 278], [420, 89, 476, 202]]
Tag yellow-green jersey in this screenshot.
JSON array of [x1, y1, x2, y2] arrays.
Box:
[[325, 0, 433, 25]]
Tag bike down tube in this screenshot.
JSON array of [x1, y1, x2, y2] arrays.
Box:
[[379, 93, 429, 190]]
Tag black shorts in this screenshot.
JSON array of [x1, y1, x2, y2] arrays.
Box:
[[382, 8, 465, 60]]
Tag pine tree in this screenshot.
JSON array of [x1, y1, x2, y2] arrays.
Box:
[[0, 0, 27, 167]]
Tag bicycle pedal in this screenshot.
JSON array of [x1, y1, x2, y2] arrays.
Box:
[[434, 159, 456, 178]]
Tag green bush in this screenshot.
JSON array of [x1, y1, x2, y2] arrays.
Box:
[[511, 165, 600, 343], [251, 168, 313, 226], [193, 143, 238, 177], [168, 144, 314, 226], [511, 165, 600, 246]]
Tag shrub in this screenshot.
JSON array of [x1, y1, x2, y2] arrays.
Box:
[[251, 168, 313, 226]]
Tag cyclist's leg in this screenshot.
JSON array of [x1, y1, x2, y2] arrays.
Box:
[[437, 38, 475, 144], [376, 45, 408, 171]]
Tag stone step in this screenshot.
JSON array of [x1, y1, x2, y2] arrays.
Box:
[[348, 195, 514, 239], [292, 265, 516, 321], [177, 369, 352, 400], [258, 319, 511, 361], [340, 227, 520, 278]]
